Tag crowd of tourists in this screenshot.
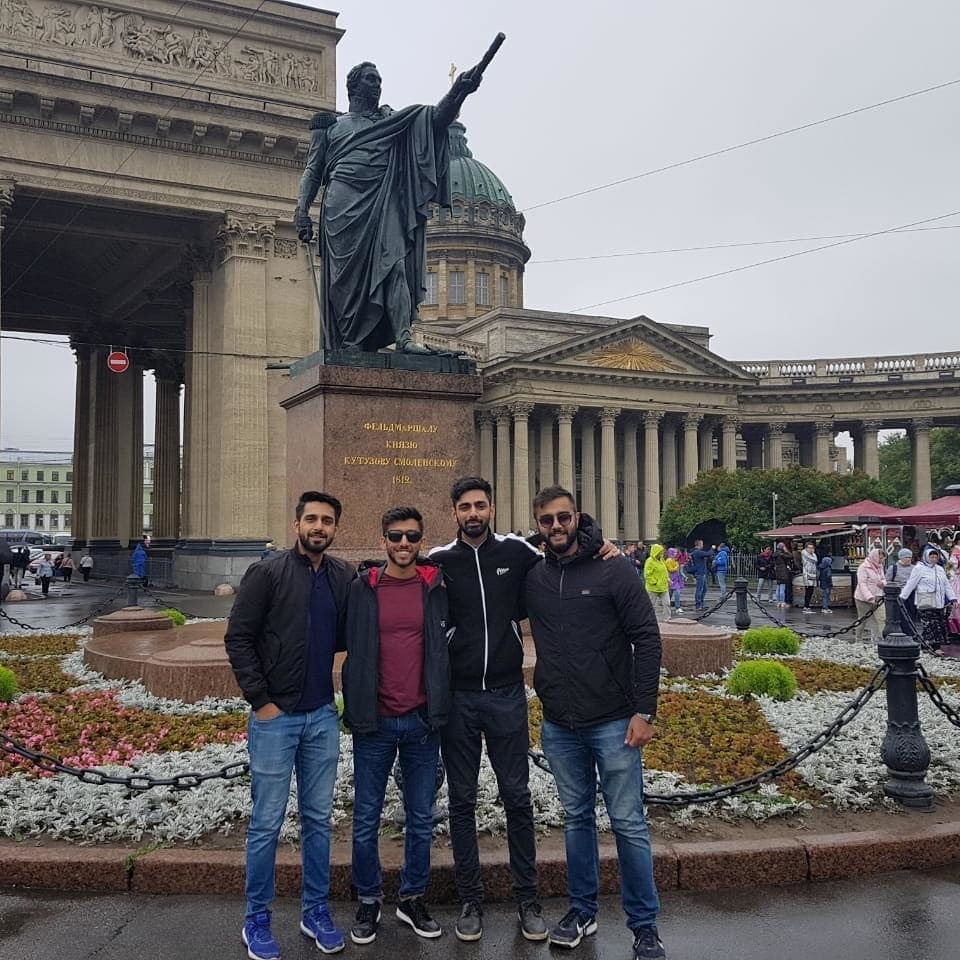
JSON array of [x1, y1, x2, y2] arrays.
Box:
[[624, 539, 731, 618], [224, 478, 668, 960]]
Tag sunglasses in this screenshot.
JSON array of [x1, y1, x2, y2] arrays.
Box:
[[536, 512, 575, 528], [385, 530, 423, 543]]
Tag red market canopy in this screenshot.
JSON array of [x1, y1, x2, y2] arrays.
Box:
[[793, 500, 900, 524], [891, 496, 960, 526], [757, 524, 855, 540]]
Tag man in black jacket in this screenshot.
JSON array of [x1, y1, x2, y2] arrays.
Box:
[[525, 485, 666, 960], [342, 506, 450, 945], [224, 491, 356, 960]]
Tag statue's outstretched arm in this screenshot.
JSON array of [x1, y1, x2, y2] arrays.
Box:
[[435, 33, 505, 127]]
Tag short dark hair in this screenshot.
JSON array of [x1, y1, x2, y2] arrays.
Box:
[[381, 506, 423, 534], [296, 491, 342, 523], [532, 485, 577, 514], [346, 61, 378, 98], [450, 475, 493, 505]]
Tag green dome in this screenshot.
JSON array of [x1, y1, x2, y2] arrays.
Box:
[[447, 122, 515, 210]]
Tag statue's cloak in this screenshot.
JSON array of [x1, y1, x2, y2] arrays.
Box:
[[320, 105, 450, 351]]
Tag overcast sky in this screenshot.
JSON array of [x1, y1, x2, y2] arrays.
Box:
[[3, 0, 958, 450]]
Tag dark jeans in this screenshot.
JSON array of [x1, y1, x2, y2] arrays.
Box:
[[803, 585, 815, 608], [81, 568, 91, 582], [694, 573, 708, 608], [40, 576, 51, 596], [441, 683, 537, 905], [783, 577, 794, 605]]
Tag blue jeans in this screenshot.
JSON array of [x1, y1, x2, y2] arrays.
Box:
[[352, 711, 440, 900], [821, 587, 832, 609], [245, 702, 340, 918], [670, 588, 682, 608], [716, 571, 727, 595], [776, 582, 786, 603], [694, 573, 708, 608], [541, 717, 659, 930]]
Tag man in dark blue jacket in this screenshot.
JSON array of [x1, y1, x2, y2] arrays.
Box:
[[225, 492, 356, 960], [342, 506, 450, 945], [525, 485, 666, 960], [689, 539, 715, 610]]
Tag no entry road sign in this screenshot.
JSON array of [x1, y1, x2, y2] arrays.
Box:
[[107, 350, 129, 373]]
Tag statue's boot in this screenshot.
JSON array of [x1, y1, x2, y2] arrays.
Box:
[[397, 336, 436, 355]]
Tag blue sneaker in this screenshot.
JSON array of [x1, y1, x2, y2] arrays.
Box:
[[300, 904, 345, 954], [242, 911, 281, 960]]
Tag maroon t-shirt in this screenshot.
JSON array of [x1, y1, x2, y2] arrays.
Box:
[[376, 573, 427, 717]]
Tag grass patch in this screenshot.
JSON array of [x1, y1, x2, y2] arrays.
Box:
[[0, 634, 81, 657], [7, 659, 76, 694], [789, 659, 879, 694]]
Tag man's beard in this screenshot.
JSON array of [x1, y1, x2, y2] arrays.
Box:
[[298, 530, 330, 556], [546, 528, 578, 556], [458, 518, 489, 540]]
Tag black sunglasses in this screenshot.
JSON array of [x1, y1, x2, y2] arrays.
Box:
[[385, 530, 423, 543], [536, 512, 575, 528]]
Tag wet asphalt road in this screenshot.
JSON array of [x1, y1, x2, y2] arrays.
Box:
[[2, 864, 959, 960]]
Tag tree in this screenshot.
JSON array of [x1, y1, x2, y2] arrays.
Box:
[[878, 427, 960, 506], [658, 466, 882, 550]]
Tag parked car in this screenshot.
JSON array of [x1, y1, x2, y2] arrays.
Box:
[[28, 549, 64, 574]]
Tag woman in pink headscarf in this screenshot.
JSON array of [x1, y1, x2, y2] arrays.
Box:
[[853, 548, 886, 642]]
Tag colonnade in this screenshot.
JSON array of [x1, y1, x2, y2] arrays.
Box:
[[477, 405, 936, 540]]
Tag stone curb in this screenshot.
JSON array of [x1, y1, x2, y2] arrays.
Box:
[[3, 822, 959, 898]]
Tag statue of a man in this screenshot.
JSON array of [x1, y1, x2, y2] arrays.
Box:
[[295, 62, 483, 354]]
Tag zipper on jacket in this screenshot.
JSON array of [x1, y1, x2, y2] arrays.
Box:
[[470, 544, 491, 690]]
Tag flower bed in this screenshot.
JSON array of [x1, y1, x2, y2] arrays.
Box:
[[0, 628, 957, 843]]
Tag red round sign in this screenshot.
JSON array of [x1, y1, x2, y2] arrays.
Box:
[[107, 350, 129, 373]]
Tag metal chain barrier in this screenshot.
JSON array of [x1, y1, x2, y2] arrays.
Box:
[[138, 585, 214, 621], [746, 588, 876, 639], [0, 585, 128, 632], [529, 665, 889, 806], [690, 589, 735, 622], [917, 664, 960, 729]]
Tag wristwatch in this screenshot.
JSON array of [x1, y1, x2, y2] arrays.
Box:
[[635, 712, 655, 724]]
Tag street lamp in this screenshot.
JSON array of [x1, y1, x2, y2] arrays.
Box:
[[771, 492, 778, 530]]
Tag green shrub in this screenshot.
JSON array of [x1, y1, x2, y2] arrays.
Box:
[[741, 626, 801, 656], [726, 660, 798, 701], [0, 665, 18, 703], [160, 608, 187, 627]]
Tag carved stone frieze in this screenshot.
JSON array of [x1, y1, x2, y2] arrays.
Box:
[[272, 237, 298, 259], [0, 2, 321, 93], [216, 214, 275, 261]]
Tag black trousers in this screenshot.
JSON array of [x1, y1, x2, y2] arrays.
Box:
[[441, 683, 538, 905]]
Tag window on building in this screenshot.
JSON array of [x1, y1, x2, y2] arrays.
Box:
[[66, 472, 73, 482], [65, 513, 72, 527], [52, 471, 59, 482], [35, 513, 44, 528], [36, 470, 44, 482], [5, 470, 12, 481], [500, 275, 510, 307], [51, 491, 59, 503], [19, 514, 29, 528], [21, 470, 28, 482], [21, 489, 29, 503], [66, 491, 72, 503], [5, 490, 12, 503], [49, 512, 59, 530], [4, 513, 13, 528], [424, 271, 438, 304], [449, 270, 465, 305], [476, 271, 490, 306], [35, 490, 44, 503]]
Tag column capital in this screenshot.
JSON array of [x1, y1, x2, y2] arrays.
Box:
[[721, 414, 740, 431], [681, 412, 703, 430], [0, 179, 13, 221], [767, 421, 787, 436], [556, 405, 578, 423], [509, 400, 535, 420], [861, 419, 883, 432], [151, 355, 185, 384], [475, 410, 496, 428], [216, 213, 275, 261], [492, 405, 513, 425], [599, 406, 621, 425], [814, 421, 835, 438], [642, 410, 663, 428], [911, 417, 933, 432]]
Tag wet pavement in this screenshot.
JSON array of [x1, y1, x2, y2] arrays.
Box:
[[1, 864, 959, 959]]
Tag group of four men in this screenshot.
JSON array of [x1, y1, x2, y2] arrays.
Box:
[[224, 476, 665, 960]]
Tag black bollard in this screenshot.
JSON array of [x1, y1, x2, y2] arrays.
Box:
[[734, 577, 751, 630], [125, 574, 142, 608], [877, 583, 933, 809]]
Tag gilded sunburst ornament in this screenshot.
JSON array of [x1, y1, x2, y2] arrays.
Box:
[[582, 339, 684, 372]]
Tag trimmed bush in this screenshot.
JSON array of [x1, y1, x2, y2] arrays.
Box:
[[160, 608, 187, 627], [726, 660, 798, 701], [741, 626, 801, 656], [0, 665, 18, 703]]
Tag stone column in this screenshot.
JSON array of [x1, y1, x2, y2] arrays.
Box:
[[478, 412, 495, 485], [183, 260, 212, 540], [661, 417, 678, 504], [579, 412, 597, 517], [153, 363, 183, 541], [538, 411, 555, 488], [721, 416, 739, 472], [698, 419, 715, 471], [511, 402, 534, 534], [643, 411, 663, 541], [557, 405, 577, 491], [814, 422, 834, 473], [682, 413, 702, 487], [621, 416, 640, 542], [88, 349, 121, 545], [0, 180, 12, 414], [862, 419, 881, 480], [494, 407, 513, 532], [112, 362, 144, 547], [599, 407, 620, 539], [766, 422, 785, 470], [70, 343, 91, 545], [910, 418, 933, 504]]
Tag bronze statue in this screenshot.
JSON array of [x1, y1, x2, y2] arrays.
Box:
[[295, 35, 504, 354]]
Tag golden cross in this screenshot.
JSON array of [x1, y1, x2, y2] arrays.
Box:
[[449, 62, 457, 86]]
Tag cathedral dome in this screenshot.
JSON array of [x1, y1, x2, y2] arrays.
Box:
[[447, 122, 515, 210]]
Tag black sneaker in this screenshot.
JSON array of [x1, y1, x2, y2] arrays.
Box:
[[518, 900, 548, 941], [350, 902, 381, 945], [548, 908, 598, 948], [396, 897, 442, 939], [455, 901, 483, 942], [632, 925, 667, 960]]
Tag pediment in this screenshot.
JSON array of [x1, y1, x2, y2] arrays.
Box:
[[567, 337, 690, 373]]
